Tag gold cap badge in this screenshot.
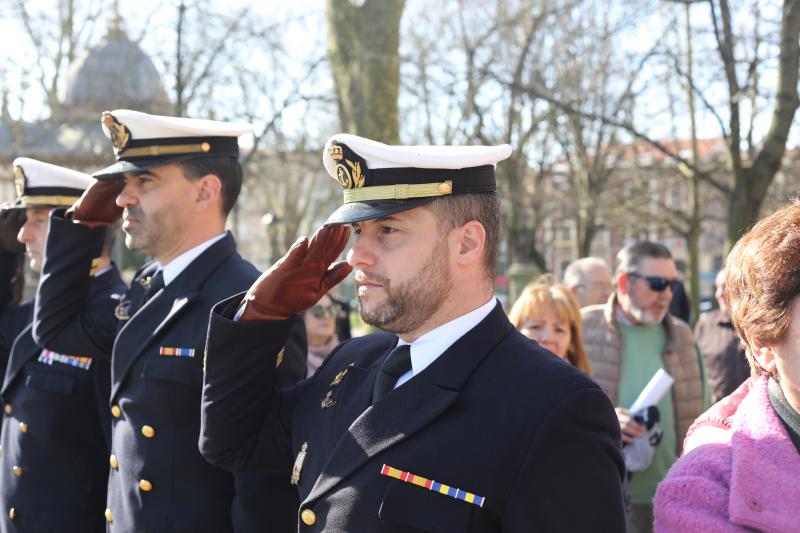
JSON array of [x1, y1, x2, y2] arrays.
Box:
[[12, 166, 25, 198], [328, 144, 343, 161], [102, 112, 131, 155]]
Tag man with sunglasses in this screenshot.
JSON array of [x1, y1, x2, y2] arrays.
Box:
[[581, 240, 708, 533]]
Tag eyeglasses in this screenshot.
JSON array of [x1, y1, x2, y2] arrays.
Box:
[[577, 281, 612, 293], [309, 303, 338, 319], [628, 273, 677, 293]]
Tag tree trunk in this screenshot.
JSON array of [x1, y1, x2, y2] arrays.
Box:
[[327, 0, 404, 143], [720, 0, 800, 246]]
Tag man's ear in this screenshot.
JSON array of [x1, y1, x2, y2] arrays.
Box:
[[749, 338, 777, 374], [193, 174, 222, 213], [617, 273, 631, 295], [452, 220, 486, 267]]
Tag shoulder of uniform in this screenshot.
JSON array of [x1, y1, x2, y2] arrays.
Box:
[[486, 331, 601, 395]]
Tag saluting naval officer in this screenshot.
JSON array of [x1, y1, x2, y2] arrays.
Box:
[[200, 134, 627, 531], [32, 110, 306, 532], [0, 159, 124, 533]]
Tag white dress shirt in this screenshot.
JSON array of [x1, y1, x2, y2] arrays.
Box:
[[157, 233, 227, 286], [393, 296, 497, 389]]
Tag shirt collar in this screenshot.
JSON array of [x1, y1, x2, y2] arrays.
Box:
[[396, 296, 497, 382], [156, 233, 226, 286]]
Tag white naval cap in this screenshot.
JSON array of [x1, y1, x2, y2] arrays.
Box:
[[322, 133, 512, 224], [10, 158, 93, 209], [93, 109, 254, 179]]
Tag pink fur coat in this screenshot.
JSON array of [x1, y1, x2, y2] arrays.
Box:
[[654, 376, 800, 532]]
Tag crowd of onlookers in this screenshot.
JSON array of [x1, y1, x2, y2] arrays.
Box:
[[306, 204, 800, 532]]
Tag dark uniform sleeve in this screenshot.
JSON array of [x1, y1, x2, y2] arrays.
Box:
[[32, 210, 118, 359], [503, 387, 627, 532], [200, 294, 306, 474], [0, 251, 29, 382], [276, 318, 308, 388]]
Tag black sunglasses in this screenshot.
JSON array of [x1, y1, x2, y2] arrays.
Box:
[[628, 273, 677, 293], [309, 303, 338, 318]]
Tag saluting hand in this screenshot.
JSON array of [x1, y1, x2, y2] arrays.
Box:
[[68, 179, 124, 227], [0, 206, 25, 254], [239, 225, 352, 322]]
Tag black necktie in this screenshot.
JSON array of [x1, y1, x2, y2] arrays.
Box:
[[142, 270, 165, 304], [372, 344, 412, 404]]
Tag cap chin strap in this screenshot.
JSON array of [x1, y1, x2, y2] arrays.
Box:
[[118, 142, 211, 160], [19, 195, 80, 207], [343, 181, 452, 203]]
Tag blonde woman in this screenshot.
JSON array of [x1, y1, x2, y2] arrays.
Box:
[[509, 278, 592, 375]]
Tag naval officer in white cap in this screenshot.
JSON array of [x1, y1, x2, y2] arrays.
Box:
[[32, 110, 307, 533], [199, 134, 626, 531], [0, 158, 124, 532]]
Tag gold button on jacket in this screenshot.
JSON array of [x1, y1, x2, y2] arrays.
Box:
[[111, 405, 121, 418], [18, 422, 28, 433], [300, 509, 316, 526], [141, 425, 155, 438], [12, 466, 22, 477], [109, 454, 118, 469], [139, 479, 153, 492], [105, 508, 113, 522], [8, 508, 14, 520], [4, 405, 12, 415]]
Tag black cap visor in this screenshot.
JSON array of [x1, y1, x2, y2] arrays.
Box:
[[93, 154, 205, 180], [324, 197, 439, 225]]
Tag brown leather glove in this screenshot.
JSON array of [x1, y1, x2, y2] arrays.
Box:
[[0, 207, 25, 254], [239, 225, 352, 322], [67, 179, 124, 227]]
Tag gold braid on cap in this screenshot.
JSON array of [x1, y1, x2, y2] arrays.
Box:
[[343, 181, 452, 203]]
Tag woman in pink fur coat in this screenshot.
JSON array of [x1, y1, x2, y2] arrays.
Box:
[[654, 203, 800, 533]]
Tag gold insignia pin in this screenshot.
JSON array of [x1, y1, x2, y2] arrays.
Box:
[[138, 275, 152, 290], [321, 390, 336, 409], [276, 348, 285, 368], [114, 300, 131, 321], [335, 159, 365, 189], [101, 112, 131, 155], [330, 368, 348, 387], [290, 442, 308, 485], [328, 145, 343, 161], [12, 166, 25, 198]]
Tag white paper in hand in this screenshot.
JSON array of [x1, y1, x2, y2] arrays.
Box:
[[630, 368, 674, 413]]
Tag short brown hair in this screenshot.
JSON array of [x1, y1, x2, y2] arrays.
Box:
[[725, 201, 800, 373], [424, 192, 500, 281], [177, 156, 242, 216], [615, 240, 673, 278]]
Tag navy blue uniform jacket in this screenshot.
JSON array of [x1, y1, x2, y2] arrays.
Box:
[[0, 248, 124, 533], [200, 295, 627, 532], [34, 212, 306, 533]]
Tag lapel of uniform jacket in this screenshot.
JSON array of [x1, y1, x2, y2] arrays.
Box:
[[2, 322, 37, 395], [111, 234, 236, 400], [303, 301, 514, 504], [2, 268, 126, 394]]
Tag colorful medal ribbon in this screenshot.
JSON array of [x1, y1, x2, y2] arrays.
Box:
[[380, 464, 485, 507], [159, 347, 195, 358], [38, 349, 92, 370]]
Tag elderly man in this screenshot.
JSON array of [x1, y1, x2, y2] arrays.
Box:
[[582, 241, 707, 533], [32, 111, 305, 532], [694, 269, 750, 403], [199, 134, 626, 531], [0, 159, 123, 532], [563, 256, 613, 307]]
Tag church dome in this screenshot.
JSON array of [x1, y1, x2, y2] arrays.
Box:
[[62, 21, 169, 118]]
